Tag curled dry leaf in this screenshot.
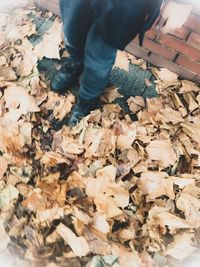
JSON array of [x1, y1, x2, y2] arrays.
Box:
[[152, 68, 178, 83], [37, 203, 64, 223], [0, 157, 7, 179], [179, 80, 200, 94], [140, 172, 175, 200], [154, 212, 194, 234], [0, 220, 10, 252], [101, 86, 123, 103], [0, 66, 16, 81], [163, 232, 196, 260], [181, 122, 200, 144], [45, 92, 75, 121], [0, 184, 19, 210], [146, 140, 177, 168], [114, 50, 129, 71], [22, 191, 48, 212], [90, 213, 110, 238], [40, 151, 69, 167], [176, 193, 200, 228], [111, 243, 142, 267], [171, 177, 195, 189], [56, 223, 90, 257], [84, 227, 111, 255], [127, 96, 145, 113], [34, 18, 62, 60], [61, 137, 84, 155], [155, 107, 183, 124], [4, 85, 40, 115], [116, 124, 137, 151]]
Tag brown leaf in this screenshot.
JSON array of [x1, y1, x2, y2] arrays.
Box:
[[127, 96, 145, 113], [153, 68, 178, 83], [0, 220, 10, 252], [34, 18, 62, 59], [56, 223, 90, 257], [4, 85, 40, 115], [101, 86, 123, 103], [176, 193, 200, 227], [61, 138, 84, 155], [0, 184, 19, 210], [90, 213, 110, 238], [0, 66, 16, 80], [84, 227, 111, 254], [45, 92, 75, 121], [114, 51, 129, 71], [0, 157, 7, 179], [22, 191, 48, 212], [116, 123, 137, 151], [155, 212, 194, 234], [146, 140, 177, 168], [179, 80, 200, 94], [155, 107, 183, 124], [111, 243, 142, 267], [140, 172, 175, 200], [40, 151, 69, 167], [181, 122, 200, 144], [163, 232, 196, 260]]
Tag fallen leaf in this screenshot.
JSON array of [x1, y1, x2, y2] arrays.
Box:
[[179, 80, 200, 94], [140, 172, 175, 200], [114, 51, 129, 71], [176, 193, 200, 227], [0, 157, 7, 179], [0, 184, 19, 210], [153, 68, 178, 83], [34, 18, 62, 59], [56, 223, 90, 257], [4, 85, 40, 115], [40, 151, 69, 167], [155, 212, 194, 234], [0, 220, 10, 252], [163, 232, 196, 260], [111, 243, 142, 267], [146, 140, 177, 168], [101, 86, 123, 103], [181, 122, 200, 144]]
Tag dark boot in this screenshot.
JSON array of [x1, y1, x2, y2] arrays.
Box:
[[69, 97, 99, 127], [50, 58, 83, 94]]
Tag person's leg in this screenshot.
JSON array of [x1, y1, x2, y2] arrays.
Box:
[[51, 0, 93, 93], [69, 23, 117, 126], [79, 24, 117, 100], [59, 0, 93, 63]]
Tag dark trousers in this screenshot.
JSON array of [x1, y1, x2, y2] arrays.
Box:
[[59, 0, 117, 101]]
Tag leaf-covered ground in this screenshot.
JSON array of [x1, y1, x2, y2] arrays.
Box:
[[0, 2, 200, 267]]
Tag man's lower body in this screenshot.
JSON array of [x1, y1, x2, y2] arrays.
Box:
[[51, 0, 117, 126]]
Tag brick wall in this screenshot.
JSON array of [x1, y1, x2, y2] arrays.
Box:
[[35, 0, 200, 83], [127, 15, 200, 83]]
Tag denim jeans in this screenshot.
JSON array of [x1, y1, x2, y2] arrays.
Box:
[[59, 0, 117, 101]]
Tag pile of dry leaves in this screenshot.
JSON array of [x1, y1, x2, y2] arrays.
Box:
[[0, 2, 200, 267]]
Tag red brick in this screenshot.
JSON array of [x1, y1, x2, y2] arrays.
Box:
[[168, 27, 190, 40], [134, 37, 176, 60], [126, 42, 149, 59], [185, 15, 200, 34], [148, 53, 198, 82], [187, 32, 200, 50], [146, 28, 157, 40], [159, 34, 200, 61], [175, 55, 200, 76], [143, 38, 177, 60]]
